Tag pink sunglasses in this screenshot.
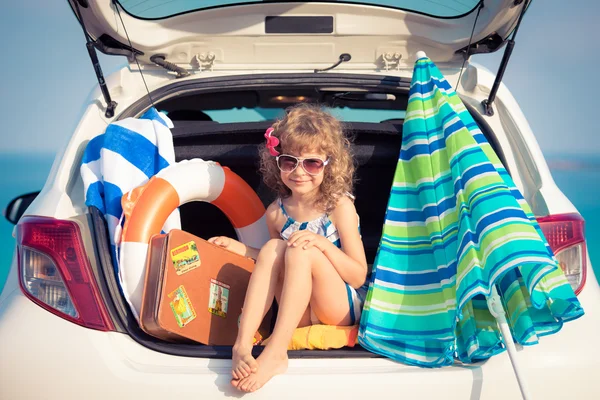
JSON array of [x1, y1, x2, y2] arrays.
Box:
[[276, 154, 329, 175]]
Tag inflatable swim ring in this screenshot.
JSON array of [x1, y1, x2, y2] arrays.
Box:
[[119, 159, 269, 318]]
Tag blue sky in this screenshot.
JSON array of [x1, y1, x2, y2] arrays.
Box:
[[1, 0, 599, 156]]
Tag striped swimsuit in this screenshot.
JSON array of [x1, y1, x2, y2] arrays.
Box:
[[278, 198, 369, 325]]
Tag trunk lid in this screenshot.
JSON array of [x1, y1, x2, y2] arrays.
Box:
[[69, 0, 525, 71]]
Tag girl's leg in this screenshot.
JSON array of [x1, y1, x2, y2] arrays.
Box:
[[237, 246, 353, 392], [274, 265, 313, 329], [231, 239, 287, 380]]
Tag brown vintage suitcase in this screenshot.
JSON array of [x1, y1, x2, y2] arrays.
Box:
[[140, 229, 265, 345]]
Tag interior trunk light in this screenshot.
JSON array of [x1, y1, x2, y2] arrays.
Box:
[[270, 95, 309, 103]]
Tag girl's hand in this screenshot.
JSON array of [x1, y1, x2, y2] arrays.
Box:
[[208, 236, 259, 259], [208, 236, 244, 255], [287, 230, 331, 252], [208, 236, 234, 249]]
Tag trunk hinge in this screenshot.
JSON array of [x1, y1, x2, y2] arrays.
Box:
[[72, 0, 117, 118], [481, 0, 530, 116]]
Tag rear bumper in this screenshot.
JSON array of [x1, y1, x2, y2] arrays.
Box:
[[2, 284, 600, 400]]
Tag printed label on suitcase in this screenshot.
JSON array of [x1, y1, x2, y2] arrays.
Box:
[[208, 279, 230, 318], [168, 285, 197, 327], [171, 241, 201, 275]]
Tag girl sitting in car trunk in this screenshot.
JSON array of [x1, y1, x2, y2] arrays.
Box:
[[209, 103, 368, 392]]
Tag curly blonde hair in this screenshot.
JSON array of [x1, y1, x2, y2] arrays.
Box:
[[259, 103, 355, 212]]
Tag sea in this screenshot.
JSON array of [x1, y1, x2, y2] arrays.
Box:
[[1, 152, 599, 294]]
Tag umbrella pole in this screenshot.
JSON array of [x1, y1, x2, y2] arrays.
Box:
[[487, 286, 533, 400]]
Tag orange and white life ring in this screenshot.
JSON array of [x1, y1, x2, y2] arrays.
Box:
[[119, 159, 269, 318]]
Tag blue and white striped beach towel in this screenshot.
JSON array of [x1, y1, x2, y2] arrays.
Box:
[[80, 107, 181, 276]]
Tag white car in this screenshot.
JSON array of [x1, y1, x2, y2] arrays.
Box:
[[1, 0, 599, 398]]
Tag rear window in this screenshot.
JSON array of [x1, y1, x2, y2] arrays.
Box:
[[119, 0, 480, 19], [158, 90, 408, 124], [191, 108, 405, 124]]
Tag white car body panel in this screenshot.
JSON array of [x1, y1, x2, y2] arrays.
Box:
[[1, 253, 599, 399]]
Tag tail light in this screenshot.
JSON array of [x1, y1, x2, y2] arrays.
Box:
[[537, 213, 586, 295], [16, 216, 114, 331]]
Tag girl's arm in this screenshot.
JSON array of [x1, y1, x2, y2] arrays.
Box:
[[287, 197, 368, 288], [208, 201, 282, 259], [322, 197, 368, 288]]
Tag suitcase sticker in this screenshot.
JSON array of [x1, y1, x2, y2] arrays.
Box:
[[208, 279, 230, 318], [168, 285, 197, 327], [170, 241, 201, 275]]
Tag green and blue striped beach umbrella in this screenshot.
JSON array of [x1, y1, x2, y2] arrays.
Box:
[[358, 54, 584, 368]]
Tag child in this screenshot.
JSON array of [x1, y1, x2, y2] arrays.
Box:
[[208, 103, 368, 393]]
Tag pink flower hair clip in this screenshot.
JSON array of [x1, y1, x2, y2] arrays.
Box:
[[264, 127, 280, 156]]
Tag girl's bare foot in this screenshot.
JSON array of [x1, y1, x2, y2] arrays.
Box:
[[230, 344, 258, 382], [236, 348, 288, 392]]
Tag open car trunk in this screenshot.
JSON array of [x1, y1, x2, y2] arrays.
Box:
[[175, 119, 402, 264], [89, 73, 504, 358]]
